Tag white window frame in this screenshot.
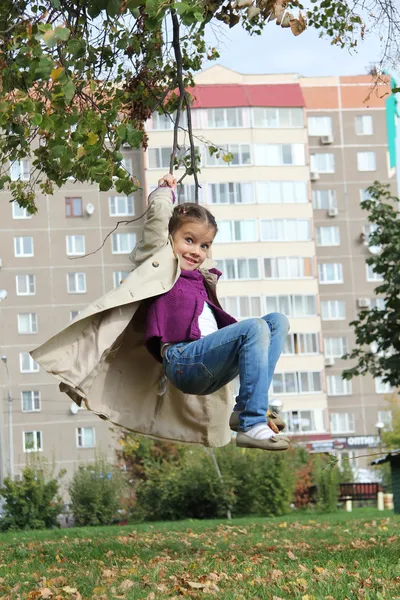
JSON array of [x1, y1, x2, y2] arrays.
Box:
[[215, 220, 257, 243], [67, 272, 87, 294], [216, 258, 260, 281], [205, 144, 251, 167], [18, 313, 38, 334], [271, 371, 322, 395], [177, 183, 204, 203], [308, 116, 332, 136], [321, 300, 346, 320], [357, 152, 376, 172], [282, 410, 319, 434], [318, 263, 343, 284], [330, 412, 355, 433], [312, 189, 337, 210], [10, 159, 30, 181], [108, 195, 134, 217], [14, 236, 34, 257], [375, 378, 393, 394], [16, 274, 35, 296], [208, 182, 253, 205], [324, 337, 348, 358], [19, 353, 39, 373], [360, 188, 374, 203], [21, 390, 41, 412], [23, 430, 43, 452], [263, 257, 314, 279], [283, 332, 319, 355], [264, 295, 317, 318], [206, 107, 244, 129], [310, 153, 335, 173], [150, 112, 174, 130], [254, 144, 305, 167], [220, 296, 262, 319], [378, 409, 393, 430], [121, 158, 133, 176], [366, 263, 383, 282], [252, 107, 304, 129], [76, 426, 96, 449], [256, 181, 308, 204], [261, 219, 310, 242], [316, 226, 340, 247], [147, 147, 173, 170], [113, 270, 130, 288], [12, 203, 32, 219], [355, 115, 373, 136], [66, 235, 86, 256], [327, 376, 352, 396], [111, 232, 136, 254]]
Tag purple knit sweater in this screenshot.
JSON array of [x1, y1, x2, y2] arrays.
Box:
[[144, 268, 237, 363]]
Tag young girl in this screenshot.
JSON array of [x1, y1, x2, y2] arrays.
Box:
[[144, 174, 290, 451], [31, 174, 289, 451]]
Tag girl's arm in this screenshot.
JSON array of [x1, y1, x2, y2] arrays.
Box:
[[129, 175, 177, 268]]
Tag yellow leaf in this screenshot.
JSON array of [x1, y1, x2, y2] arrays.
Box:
[[87, 132, 99, 145], [76, 146, 87, 159], [43, 30, 56, 44], [314, 566, 325, 574], [119, 580, 135, 591], [279, 522, 287, 528], [51, 67, 64, 81], [62, 586, 78, 594]]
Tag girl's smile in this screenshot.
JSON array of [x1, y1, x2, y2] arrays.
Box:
[[173, 221, 216, 270]]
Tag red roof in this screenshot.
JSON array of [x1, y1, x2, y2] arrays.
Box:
[[190, 83, 305, 109]]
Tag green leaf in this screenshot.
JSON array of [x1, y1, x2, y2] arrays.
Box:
[[62, 79, 76, 103], [116, 124, 127, 141], [126, 129, 142, 147], [51, 145, 66, 158], [31, 114, 43, 126], [54, 27, 70, 42], [99, 176, 113, 190], [107, 0, 121, 16], [42, 29, 57, 47]]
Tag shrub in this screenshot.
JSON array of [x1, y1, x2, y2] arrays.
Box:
[[316, 456, 340, 512], [0, 461, 64, 531], [69, 457, 126, 526]]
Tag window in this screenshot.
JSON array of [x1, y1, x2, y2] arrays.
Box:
[[355, 115, 373, 136], [65, 197, 83, 217], [316, 226, 340, 246], [66, 235, 85, 256], [261, 219, 310, 242], [206, 108, 243, 128], [254, 144, 305, 166], [256, 181, 308, 204], [208, 182, 253, 204], [12, 202, 31, 219], [321, 300, 346, 320], [265, 295, 317, 317], [18, 313, 38, 334], [21, 391, 41, 412], [23, 431, 43, 452], [330, 412, 355, 433], [283, 333, 319, 355], [220, 296, 261, 318], [121, 158, 133, 175], [375, 378, 393, 394], [205, 144, 251, 167], [308, 116, 332, 136], [272, 372, 322, 394], [14, 236, 34, 257], [111, 232, 136, 254], [76, 426, 95, 448], [324, 337, 348, 358], [252, 107, 303, 128], [378, 410, 393, 430], [318, 263, 343, 284], [282, 410, 318, 433], [113, 271, 130, 288], [357, 152, 376, 172], [70, 311, 80, 321], [360, 188, 373, 202], [16, 274, 35, 296], [312, 189, 337, 210], [151, 112, 174, 130], [216, 220, 257, 243], [10, 159, 30, 181], [327, 376, 352, 396], [371, 297, 385, 310], [109, 196, 134, 216], [20, 353, 39, 373], [148, 147, 172, 169], [216, 258, 259, 280], [177, 184, 204, 203], [264, 257, 314, 279], [310, 153, 335, 173], [366, 264, 383, 282], [67, 272, 86, 294]]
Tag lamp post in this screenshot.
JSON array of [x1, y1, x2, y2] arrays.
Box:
[[1, 357, 13, 480], [0, 291, 8, 486]]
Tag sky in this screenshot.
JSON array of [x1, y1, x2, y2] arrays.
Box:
[[206, 18, 394, 79]]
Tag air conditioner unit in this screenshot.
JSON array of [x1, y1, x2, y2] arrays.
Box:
[[310, 171, 320, 181], [358, 297, 371, 308], [321, 135, 334, 145], [324, 357, 335, 367], [328, 207, 339, 217], [85, 203, 95, 216]]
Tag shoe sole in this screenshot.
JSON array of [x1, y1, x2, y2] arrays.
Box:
[[236, 434, 290, 451]]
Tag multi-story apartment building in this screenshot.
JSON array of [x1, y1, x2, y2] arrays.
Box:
[[300, 75, 397, 465], [0, 151, 144, 484]]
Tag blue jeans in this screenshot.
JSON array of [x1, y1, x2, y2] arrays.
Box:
[[163, 313, 289, 431]]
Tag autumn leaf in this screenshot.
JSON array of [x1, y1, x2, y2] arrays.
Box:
[[62, 586, 78, 594], [119, 580, 136, 591], [289, 12, 306, 35], [39, 589, 53, 599], [51, 67, 64, 81], [287, 550, 297, 560]]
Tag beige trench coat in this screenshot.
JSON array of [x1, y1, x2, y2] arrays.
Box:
[[31, 187, 233, 447]]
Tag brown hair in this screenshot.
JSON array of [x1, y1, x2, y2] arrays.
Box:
[[168, 203, 218, 237]]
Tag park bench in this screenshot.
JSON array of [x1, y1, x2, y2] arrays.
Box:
[[339, 482, 382, 506]]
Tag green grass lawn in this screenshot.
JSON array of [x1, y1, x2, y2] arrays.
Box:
[[0, 509, 399, 599]]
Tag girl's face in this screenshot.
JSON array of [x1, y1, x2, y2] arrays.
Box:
[[173, 221, 216, 271]]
